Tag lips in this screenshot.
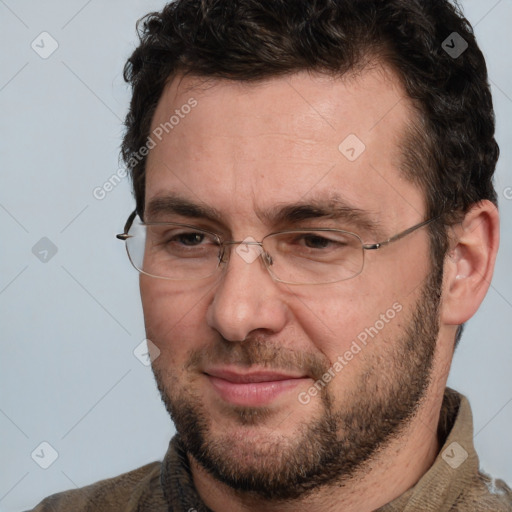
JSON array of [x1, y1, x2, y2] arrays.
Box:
[[204, 367, 310, 407], [205, 368, 305, 383]]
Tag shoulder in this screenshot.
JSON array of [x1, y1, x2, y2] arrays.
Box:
[[25, 461, 166, 512], [444, 390, 512, 511], [453, 470, 512, 511]]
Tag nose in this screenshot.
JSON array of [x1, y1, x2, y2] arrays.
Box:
[[206, 240, 289, 342]]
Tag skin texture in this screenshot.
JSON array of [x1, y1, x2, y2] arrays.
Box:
[[140, 66, 499, 512]]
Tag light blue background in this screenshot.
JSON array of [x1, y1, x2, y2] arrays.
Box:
[[1, 1, 511, 510]]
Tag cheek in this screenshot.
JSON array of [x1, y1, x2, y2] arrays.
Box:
[[285, 288, 357, 361], [291, 283, 406, 364], [140, 278, 209, 355]]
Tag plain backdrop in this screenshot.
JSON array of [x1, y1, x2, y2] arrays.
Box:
[[1, 1, 511, 510]]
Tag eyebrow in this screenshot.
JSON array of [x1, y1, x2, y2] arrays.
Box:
[[146, 194, 224, 223], [261, 199, 381, 234], [145, 193, 381, 235]]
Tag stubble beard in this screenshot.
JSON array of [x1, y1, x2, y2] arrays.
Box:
[[151, 267, 442, 501]]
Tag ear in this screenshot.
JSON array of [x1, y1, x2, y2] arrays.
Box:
[[441, 200, 500, 326]]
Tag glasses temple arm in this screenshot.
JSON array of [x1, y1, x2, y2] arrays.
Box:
[[116, 209, 138, 240], [363, 216, 440, 250]]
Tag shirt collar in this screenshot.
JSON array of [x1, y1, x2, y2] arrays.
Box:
[[379, 387, 478, 511]]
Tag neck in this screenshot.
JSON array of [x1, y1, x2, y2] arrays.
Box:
[[189, 387, 445, 512]]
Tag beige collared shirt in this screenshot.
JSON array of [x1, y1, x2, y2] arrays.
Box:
[[380, 388, 511, 511]]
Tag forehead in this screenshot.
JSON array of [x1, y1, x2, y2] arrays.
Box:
[[145, 66, 425, 229]]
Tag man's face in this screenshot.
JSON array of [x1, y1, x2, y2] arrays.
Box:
[[141, 68, 442, 499]]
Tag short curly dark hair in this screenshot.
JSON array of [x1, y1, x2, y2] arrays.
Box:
[[122, 0, 498, 267]]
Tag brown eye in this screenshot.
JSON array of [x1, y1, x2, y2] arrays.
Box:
[[173, 232, 206, 246], [302, 234, 334, 249]]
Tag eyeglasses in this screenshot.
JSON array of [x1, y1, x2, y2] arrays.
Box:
[[116, 210, 438, 285]]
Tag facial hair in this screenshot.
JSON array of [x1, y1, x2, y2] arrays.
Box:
[[151, 267, 442, 502]]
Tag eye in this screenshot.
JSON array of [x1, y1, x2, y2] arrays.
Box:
[[146, 225, 220, 259], [172, 231, 207, 246], [271, 230, 357, 264], [301, 234, 337, 249], [290, 232, 351, 251], [161, 229, 218, 251]]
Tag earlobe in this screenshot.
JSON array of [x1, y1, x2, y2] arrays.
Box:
[[441, 200, 500, 326]]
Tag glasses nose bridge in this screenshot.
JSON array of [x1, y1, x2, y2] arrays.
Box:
[[219, 239, 272, 267]]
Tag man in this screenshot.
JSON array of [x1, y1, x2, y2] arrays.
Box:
[[29, 0, 511, 510]]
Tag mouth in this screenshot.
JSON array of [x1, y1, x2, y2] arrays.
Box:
[[204, 367, 311, 407]]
